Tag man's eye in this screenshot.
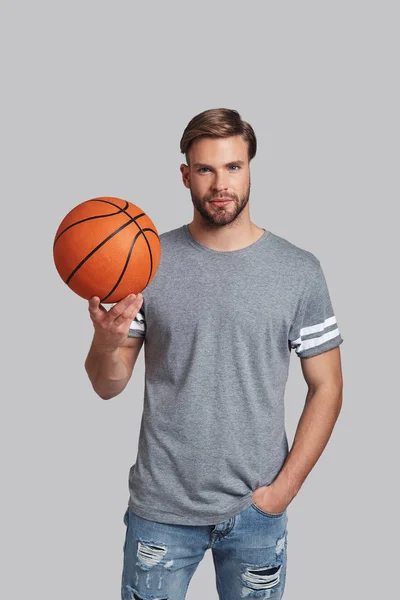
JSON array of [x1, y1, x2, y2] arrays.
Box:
[[197, 166, 240, 173]]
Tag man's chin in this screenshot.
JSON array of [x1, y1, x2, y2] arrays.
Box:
[[204, 214, 238, 227], [206, 203, 235, 216]]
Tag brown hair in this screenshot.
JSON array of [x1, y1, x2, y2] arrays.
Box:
[[180, 108, 257, 166]]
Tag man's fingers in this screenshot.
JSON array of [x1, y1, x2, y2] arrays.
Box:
[[110, 294, 142, 322], [88, 296, 107, 319], [113, 297, 143, 327], [89, 294, 143, 330], [88, 296, 100, 312]]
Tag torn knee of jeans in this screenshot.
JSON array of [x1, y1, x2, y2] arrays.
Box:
[[123, 585, 168, 600], [136, 539, 170, 570], [241, 563, 282, 597], [132, 593, 167, 600]]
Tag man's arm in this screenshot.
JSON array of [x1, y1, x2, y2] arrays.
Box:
[[279, 345, 343, 500], [253, 345, 343, 512], [84, 293, 145, 400], [85, 335, 144, 400]]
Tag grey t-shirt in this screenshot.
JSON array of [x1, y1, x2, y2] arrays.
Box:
[[126, 224, 343, 525]]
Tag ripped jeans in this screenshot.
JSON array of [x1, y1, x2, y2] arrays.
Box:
[[121, 502, 288, 599]]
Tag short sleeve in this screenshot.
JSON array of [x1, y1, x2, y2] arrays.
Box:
[[128, 309, 146, 338], [289, 261, 343, 358]]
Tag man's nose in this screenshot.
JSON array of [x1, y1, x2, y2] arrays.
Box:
[[211, 175, 229, 192]]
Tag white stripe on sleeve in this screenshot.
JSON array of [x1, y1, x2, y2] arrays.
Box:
[[291, 316, 341, 355]]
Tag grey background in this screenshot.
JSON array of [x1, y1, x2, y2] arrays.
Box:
[[1, 0, 398, 598]]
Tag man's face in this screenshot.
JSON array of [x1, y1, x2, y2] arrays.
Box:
[[180, 135, 251, 227]]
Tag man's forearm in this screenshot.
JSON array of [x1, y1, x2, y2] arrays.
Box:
[[85, 337, 130, 400], [273, 384, 343, 502]]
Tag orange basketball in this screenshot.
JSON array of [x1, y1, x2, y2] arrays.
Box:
[[53, 197, 161, 303]]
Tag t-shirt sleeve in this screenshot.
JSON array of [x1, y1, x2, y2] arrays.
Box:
[[288, 260, 343, 358], [128, 309, 146, 338]]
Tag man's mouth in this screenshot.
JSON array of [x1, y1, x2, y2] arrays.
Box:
[[210, 198, 233, 205]]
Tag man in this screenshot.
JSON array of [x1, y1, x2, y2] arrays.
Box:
[[85, 108, 344, 600]]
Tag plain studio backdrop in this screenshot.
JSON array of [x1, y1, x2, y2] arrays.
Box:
[[1, 1, 398, 598]]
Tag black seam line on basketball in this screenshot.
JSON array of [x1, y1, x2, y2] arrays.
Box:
[[53, 201, 130, 247], [88, 201, 160, 255], [100, 228, 158, 302], [133, 226, 155, 288], [65, 213, 147, 285], [100, 228, 157, 302], [89, 199, 138, 221], [142, 230, 155, 288], [93, 204, 157, 298]]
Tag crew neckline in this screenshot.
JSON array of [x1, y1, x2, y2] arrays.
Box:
[[182, 224, 271, 256]]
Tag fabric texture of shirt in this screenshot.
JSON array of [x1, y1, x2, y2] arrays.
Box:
[[126, 224, 343, 525]]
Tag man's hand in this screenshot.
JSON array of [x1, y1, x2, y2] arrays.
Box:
[[252, 481, 292, 514], [88, 293, 144, 353]]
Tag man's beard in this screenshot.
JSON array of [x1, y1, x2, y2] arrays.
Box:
[[189, 181, 251, 227]]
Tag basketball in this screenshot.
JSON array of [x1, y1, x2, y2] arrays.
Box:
[[53, 197, 161, 303]]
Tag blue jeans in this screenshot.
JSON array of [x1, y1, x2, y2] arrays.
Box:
[[121, 502, 288, 599]]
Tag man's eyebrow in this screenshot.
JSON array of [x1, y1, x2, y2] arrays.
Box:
[[192, 160, 246, 168]]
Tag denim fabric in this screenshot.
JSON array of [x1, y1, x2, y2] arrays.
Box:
[[121, 503, 288, 599]]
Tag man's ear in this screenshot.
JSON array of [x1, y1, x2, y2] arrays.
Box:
[[180, 163, 190, 188]]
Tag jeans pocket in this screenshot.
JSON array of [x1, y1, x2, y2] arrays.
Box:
[[251, 502, 286, 518]]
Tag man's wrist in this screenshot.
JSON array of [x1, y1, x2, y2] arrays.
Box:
[[92, 335, 120, 356], [271, 470, 301, 504]]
